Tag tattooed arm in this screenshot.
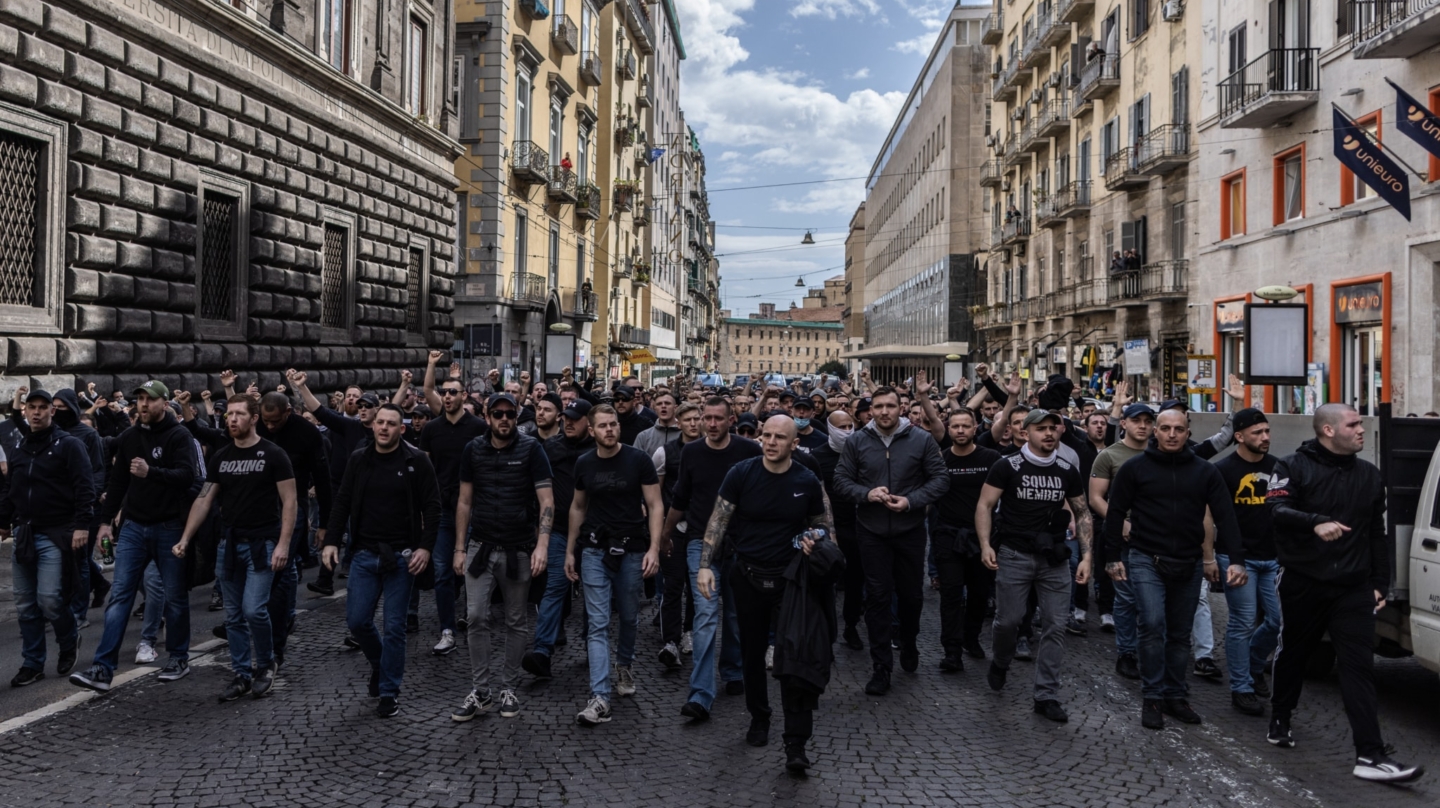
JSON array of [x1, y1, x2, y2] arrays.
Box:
[[1068, 494, 1093, 585], [531, 485, 555, 577], [695, 496, 736, 600]]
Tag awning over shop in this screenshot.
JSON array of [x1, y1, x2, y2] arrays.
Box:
[[841, 341, 970, 360]]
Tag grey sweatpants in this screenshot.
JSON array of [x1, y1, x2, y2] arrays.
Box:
[[990, 545, 1072, 702], [464, 545, 532, 693]]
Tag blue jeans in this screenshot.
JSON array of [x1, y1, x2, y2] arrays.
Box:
[[13, 532, 79, 670], [719, 557, 744, 684], [532, 532, 571, 657], [94, 520, 190, 672], [1127, 551, 1203, 700], [346, 548, 414, 698], [685, 541, 724, 710], [216, 539, 276, 678], [407, 511, 459, 633], [1218, 554, 1281, 694], [1113, 576, 1138, 657], [579, 548, 642, 700], [141, 563, 164, 644]]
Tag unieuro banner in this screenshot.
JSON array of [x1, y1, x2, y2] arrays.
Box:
[[1388, 79, 1440, 162], [1332, 107, 1411, 221]]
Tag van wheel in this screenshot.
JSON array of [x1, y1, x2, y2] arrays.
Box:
[[1303, 642, 1336, 679]]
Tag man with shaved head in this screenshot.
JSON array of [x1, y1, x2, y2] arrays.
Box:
[[1266, 404, 1421, 782]]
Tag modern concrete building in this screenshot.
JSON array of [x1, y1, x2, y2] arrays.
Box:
[[716, 302, 843, 379], [976, 0, 1197, 399], [0, 0, 461, 399], [1192, 0, 1440, 415], [847, 3, 990, 383], [842, 202, 866, 376]]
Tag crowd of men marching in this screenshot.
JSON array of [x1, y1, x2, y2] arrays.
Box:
[[0, 355, 1422, 781]]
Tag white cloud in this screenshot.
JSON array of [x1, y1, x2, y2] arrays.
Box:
[[846, 67, 871, 79], [892, 31, 937, 54], [789, 0, 880, 19]]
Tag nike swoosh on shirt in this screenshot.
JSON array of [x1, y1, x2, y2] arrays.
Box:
[[793, 492, 804, 497]]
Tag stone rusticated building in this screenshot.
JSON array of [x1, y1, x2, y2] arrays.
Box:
[[0, 0, 461, 399]]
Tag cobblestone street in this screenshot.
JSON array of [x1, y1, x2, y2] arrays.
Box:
[[1, 577, 1437, 807]]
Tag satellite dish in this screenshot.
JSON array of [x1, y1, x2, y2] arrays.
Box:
[[1254, 285, 1299, 301]]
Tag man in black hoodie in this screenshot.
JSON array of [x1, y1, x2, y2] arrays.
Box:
[[1265, 404, 1423, 783], [613, 385, 655, 446], [52, 388, 106, 625], [0, 389, 95, 687], [1104, 409, 1246, 731], [70, 381, 201, 692]]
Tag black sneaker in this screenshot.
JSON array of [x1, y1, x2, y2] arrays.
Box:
[[1033, 699, 1068, 723], [157, 658, 189, 682], [91, 579, 111, 609], [212, 625, 228, 641], [1194, 657, 1223, 680], [1353, 753, 1424, 783], [376, 696, 399, 718], [1142, 699, 1165, 730], [864, 669, 891, 695], [10, 666, 44, 687], [1232, 692, 1265, 716], [724, 680, 745, 696], [987, 663, 1006, 692], [939, 654, 963, 673], [342, 634, 361, 650], [899, 645, 919, 673], [406, 614, 419, 633], [843, 625, 864, 650], [554, 626, 566, 647], [456, 617, 470, 632], [252, 666, 276, 698], [962, 639, 986, 660], [306, 581, 334, 597], [1014, 638, 1034, 661], [368, 664, 380, 698], [219, 674, 252, 702], [521, 651, 553, 679], [784, 744, 811, 773], [745, 716, 770, 747], [1267, 715, 1295, 748], [273, 651, 285, 672], [70, 664, 112, 693], [1251, 670, 1271, 698], [1064, 618, 1088, 637], [451, 689, 491, 721], [208, 590, 224, 611], [1115, 653, 1141, 680], [56, 637, 81, 676], [680, 701, 710, 721], [658, 642, 682, 671], [1162, 698, 1203, 724]]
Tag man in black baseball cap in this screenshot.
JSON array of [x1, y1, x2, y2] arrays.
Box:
[[610, 386, 655, 446], [735, 413, 759, 439]]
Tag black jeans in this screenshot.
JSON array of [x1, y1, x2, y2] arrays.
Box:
[[836, 523, 864, 630], [934, 543, 993, 653], [659, 538, 695, 645], [1271, 572, 1384, 756], [858, 525, 926, 672], [1094, 571, 1115, 616], [732, 569, 813, 747]]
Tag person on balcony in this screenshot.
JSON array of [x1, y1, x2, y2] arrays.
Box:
[[560, 153, 573, 172], [1108, 251, 1126, 275]]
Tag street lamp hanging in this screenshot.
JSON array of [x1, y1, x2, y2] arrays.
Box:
[[801, 230, 815, 245], [795, 276, 805, 287]]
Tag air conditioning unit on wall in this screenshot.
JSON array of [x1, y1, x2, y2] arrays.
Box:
[[1163, 1, 1183, 21]]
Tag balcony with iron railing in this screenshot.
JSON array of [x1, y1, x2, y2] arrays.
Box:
[[1140, 259, 1188, 300], [992, 61, 1019, 101], [575, 183, 601, 219], [1005, 137, 1027, 166], [1074, 276, 1111, 312], [1057, 0, 1094, 23], [579, 51, 603, 85], [975, 303, 1014, 330], [571, 289, 599, 321], [510, 141, 549, 185], [619, 50, 637, 80], [1135, 124, 1191, 175], [1052, 284, 1079, 315], [1219, 48, 1319, 128], [551, 14, 578, 54], [1103, 147, 1149, 192], [636, 76, 652, 107], [1002, 216, 1032, 244], [1036, 98, 1070, 138], [1073, 254, 1095, 283], [980, 159, 1005, 188], [1108, 271, 1148, 306], [1351, 0, 1440, 58], [1054, 180, 1091, 218], [547, 165, 577, 203], [1078, 53, 1120, 101], [613, 323, 652, 346], [1041, 9, 1070, 47], [1018, 119, 1043, 153], [511, 272, 547, 310], [1036, 193, 1063, 228], [1020, 11, 1055, 70], [614, 257, 635, 279], [981, 12, 1003, 44]]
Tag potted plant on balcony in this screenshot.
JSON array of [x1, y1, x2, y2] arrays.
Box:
[[613, 179, 639, 210], [632, 260, 652, 287]]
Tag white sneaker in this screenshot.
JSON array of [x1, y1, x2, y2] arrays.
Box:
[[577, 695, 612, 725], [680, 630, 693, 655], [1101, 614, 1116, 633], [432, 629, 457, 656], [616, 665, 636, 696], [766, 645, 775, 670], [1353, 754, 1424, 782], [1072, 608, 1087, 622], [134, 641, 158, 665]]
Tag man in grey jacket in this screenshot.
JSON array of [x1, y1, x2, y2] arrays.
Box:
[[633, 390, 682, 457], [834, 386, 949, 695]]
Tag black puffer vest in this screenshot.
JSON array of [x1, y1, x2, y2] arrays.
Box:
[[463, 432, 544, 548]]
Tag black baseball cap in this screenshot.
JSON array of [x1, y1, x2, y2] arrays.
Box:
[[854, 398, 872, 414], [562, 399, 592, 420], [24, 389, 53, 404], [612, 386, 635, 401], [486, 393, 518, 410], [1122, 403, 1156, 420], [792, 398, 815, 411], [1159, 398, 1189, 413], [538, 392, 563, 411], [1233, 407, 1268, 432], [736, 413, 758, 432], [358, 392, 381, 408], [778, 391, 796, 402]]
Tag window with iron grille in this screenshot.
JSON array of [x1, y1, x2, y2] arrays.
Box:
[[200, 193, 238, 321], [0, 131, 41, 308], [322, 224, 348, 328], [406, 247, 423, 333]]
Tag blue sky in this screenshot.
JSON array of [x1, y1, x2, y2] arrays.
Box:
[[672, 0, 961, 316]]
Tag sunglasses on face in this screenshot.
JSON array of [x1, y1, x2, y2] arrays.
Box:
[[440, 389, 464, 396], [490, 409, 517, 420], [357, 402, 376, 409]]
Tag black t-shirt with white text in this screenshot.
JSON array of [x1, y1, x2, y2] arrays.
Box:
[[935, 446, 1003, 529], [574, 444, 659, 541], [207, 438, 295, 529], [984, 452, 1083, 554], [717, 457, 826, 568], [1214, 452, 1278, 560]]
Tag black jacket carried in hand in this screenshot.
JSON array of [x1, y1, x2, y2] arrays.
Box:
[[774, 539, 845, 696], [324, 442, 441, 554], [0, 424, 95, 531], [834, 420, 949, 535], [1104, 445, 1245, 566], [1268, 439, 1387, 592], [99, 412, 202, 525]]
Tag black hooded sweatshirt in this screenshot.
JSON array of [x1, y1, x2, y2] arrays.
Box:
[[1104, 444, 1245, 566], [99, 412, 202, 525], [52, 389, 106, 489], [0, 423, 95, 530], [1268, 439, 1387, 591]]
